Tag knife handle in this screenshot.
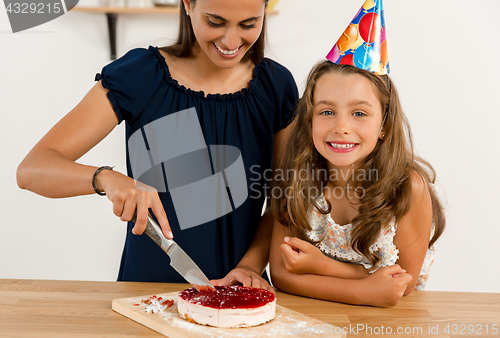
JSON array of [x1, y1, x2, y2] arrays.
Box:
[[131, 214, 175, 253]]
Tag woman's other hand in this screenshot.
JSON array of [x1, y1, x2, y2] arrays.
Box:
[[211, 265, 275, 294]]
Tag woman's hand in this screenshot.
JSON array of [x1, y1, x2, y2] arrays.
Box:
[[360, 264, 413, 307], [96, 169, 172, 238], [209, 207, 275, 293], [210, 265, 275, 294], [280, 236, 329, 275]]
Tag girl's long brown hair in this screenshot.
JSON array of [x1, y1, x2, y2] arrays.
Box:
[[160, 0, 269, 65], [271, 60, 445, 266]]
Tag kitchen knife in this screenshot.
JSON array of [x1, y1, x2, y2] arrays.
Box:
[[132, 214, 217, 292]]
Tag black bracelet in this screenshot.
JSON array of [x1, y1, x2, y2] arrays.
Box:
[[92, 166, 114, 196]]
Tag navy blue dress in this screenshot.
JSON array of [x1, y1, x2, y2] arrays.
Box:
[[96, 46, 298, 282]]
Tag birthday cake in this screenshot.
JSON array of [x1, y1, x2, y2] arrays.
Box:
[[177, 285, 276, 328]]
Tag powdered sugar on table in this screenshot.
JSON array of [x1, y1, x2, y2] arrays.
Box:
[[112, 291, 344, 338]]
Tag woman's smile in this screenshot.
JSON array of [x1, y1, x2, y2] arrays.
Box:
[[213, 42, 242, 58]]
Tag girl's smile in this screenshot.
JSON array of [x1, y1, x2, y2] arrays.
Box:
[[312, 72, 384, 170], [327, 141, 359, 153]]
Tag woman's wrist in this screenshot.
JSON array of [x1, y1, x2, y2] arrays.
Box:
[[93, 166, 114, 195], [235, 259, 264, 276]]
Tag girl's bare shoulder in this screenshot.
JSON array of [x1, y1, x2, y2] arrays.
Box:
[[409, 170, 430, 200]]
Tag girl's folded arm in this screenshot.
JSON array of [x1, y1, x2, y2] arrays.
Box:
[[269, 220, 362, 304], [393, 171, 433, 295], [269, 218, 411, 307], [279, 235, 368, 279]]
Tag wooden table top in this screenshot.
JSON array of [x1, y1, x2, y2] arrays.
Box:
[[0, 279, 498, 337]]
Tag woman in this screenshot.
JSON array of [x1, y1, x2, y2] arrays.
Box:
[[17, 0, 298, 289]]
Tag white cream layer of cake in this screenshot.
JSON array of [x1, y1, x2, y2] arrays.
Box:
[[177, 295, 276, 328]]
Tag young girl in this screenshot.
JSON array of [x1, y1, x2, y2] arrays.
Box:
[[269, 60, 445, 307], [17, 0, 298, 289]]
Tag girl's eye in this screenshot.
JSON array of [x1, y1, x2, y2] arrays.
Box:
[[208, 20, 224, 28], [353, 111, 367, 117], [320, 110, 334, 116]]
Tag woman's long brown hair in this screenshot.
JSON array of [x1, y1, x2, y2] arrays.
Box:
[[160, 0, 269, 65], [271, 60, 445, 266]]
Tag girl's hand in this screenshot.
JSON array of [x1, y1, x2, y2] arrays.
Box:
[[280, 236, 327, 275], [360, 264, 413, 307], [96, 169, 172, 238], [210, 266, 275, 294]]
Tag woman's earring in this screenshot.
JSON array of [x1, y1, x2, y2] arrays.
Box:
[[186, 9, 189, 16]]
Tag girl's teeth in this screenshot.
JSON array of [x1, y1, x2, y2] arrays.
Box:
[[329, 143, 356, 149], [215, 43, 239, 55]]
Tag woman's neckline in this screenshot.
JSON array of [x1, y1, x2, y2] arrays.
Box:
[[150, 46, 262, 101]]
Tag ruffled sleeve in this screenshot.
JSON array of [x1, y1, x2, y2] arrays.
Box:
[[95, 47, 166, 124], [275, 64, 299, 131], [256, 59, 299, 133]]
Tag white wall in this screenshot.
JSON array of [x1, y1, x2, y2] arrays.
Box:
[[1, 0, 499, 293]]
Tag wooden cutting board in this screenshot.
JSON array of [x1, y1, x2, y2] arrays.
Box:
[[112, 292, 345, 338]]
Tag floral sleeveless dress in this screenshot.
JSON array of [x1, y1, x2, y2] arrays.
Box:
[[306, 194, 435, 290]]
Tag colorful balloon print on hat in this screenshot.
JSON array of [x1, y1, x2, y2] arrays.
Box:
[[326, 0, 389, 75]]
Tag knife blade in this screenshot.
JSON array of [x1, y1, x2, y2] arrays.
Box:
[[132, 214, 216, 292]]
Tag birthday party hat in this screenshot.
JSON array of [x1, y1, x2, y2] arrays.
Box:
[[326, 0, 389, 75]]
